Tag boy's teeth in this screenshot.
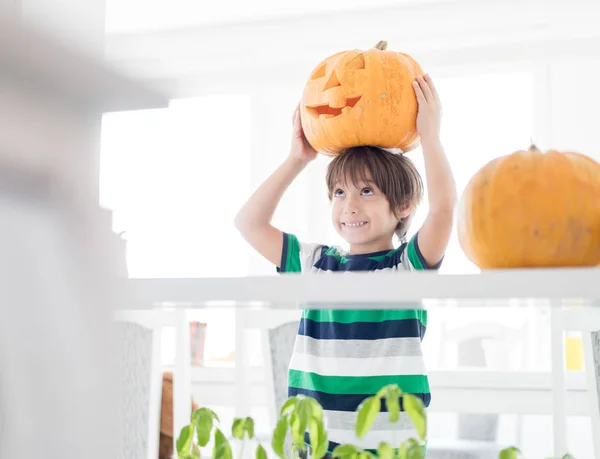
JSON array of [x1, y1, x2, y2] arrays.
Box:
[[345, 222, 365, 227]]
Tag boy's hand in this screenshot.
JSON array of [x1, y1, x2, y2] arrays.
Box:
[[289, 103, 318, 163], [413, 74, 442, 145]]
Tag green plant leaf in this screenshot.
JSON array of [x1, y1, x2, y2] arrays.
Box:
[[403, 394, 427, 441], [355, 396, 380, 439], [193, 408, 214, 447], [309, 418, 322, 456], [296, 398, 313, 437], [271, 415, 289, 459], [562, 455, 575, 459], [398, 439, 423, 459], [214, 442, 233, 459], [280, 396, 298, 416], [256, 444, 268, 459], [245, 417, 255, 439], [290, 412, 306, 445], [384, 385, 401, 423], [377, 442, 394, 459], [332, 444, 360, 458], [309, 418, 329, 459], [232, 418, 245, 440], [306, 396, 324, 421], [316, 424, 329, 459], [498, 447, 520, 459], [213, 428, 233, 459], [376, 384, 394, 399], [193, 407, 220, 423], [209, 409, 220, 422], [176, 424, 194, 458]]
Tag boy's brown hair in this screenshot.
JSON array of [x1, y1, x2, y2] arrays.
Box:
[[325, 146, 423, 242]]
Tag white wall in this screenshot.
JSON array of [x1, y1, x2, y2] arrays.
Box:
[[104, 0, 600, 94]]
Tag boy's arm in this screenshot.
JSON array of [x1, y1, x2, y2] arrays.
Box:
[[234, 105, 317, 267], [412, 74, 457, 267], [234, 156, 309, 266]]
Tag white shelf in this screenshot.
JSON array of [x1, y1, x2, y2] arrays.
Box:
[[126, 267, 600, 308]]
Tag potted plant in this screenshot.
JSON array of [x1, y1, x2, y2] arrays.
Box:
[[175, 384, 573, 459]]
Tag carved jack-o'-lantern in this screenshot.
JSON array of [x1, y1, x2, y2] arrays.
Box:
[[300, 41, 424, 155]]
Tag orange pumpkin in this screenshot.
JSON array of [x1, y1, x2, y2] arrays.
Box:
[[457, 145, 600, 269], [300, 41, 424, 155]]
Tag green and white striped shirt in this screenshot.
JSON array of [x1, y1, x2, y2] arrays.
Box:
[[278, 231, 440, 453]]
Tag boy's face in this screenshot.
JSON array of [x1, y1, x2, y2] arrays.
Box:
[[331, 172, 411, 254]]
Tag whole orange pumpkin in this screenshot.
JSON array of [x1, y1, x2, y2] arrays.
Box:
[[300, 41, 424, 155], [457, 145, 600, 269]]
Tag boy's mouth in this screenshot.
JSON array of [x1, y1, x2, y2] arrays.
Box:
[[342, 221, 368, 228]]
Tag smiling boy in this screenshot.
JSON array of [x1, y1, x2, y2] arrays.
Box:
[[235, 74, 457, 455]]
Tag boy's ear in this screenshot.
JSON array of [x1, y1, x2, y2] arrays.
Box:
[[396, 205, 412, 219]]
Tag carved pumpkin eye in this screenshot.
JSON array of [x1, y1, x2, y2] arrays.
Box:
[[311, 63, 327, 79], [346, 54, 365, 70]]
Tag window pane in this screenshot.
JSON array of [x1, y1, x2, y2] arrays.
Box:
[[100, 94, 252, 278]]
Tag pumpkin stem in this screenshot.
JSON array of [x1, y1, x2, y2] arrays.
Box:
[[375, 40, 388, 50], [529, 139, 540, 153]]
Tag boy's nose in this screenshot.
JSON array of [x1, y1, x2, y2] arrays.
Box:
[[344, 197, 359, 214]]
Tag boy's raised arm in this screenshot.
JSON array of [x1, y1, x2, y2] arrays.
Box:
[[412, 74, 458, 267], [234, 105, 317, 267]]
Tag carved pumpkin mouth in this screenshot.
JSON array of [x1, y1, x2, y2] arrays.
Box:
[[306, 95, 363, 118]]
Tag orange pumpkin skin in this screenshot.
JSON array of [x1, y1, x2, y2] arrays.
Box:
[[457, 145, 600, 269], [300, 41, 423, 155]]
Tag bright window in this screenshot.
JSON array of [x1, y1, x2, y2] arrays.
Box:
[[100, 94, 252, 279], [100, 70, 536, 369]]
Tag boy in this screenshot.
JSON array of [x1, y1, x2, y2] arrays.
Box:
[[235, 74, 456, 455]]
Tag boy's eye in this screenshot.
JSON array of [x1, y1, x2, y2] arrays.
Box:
[[362, 188, 373, 196], [334, 189, 345, 197]]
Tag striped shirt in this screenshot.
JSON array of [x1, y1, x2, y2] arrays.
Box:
[[278, 231, 440, 453]]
